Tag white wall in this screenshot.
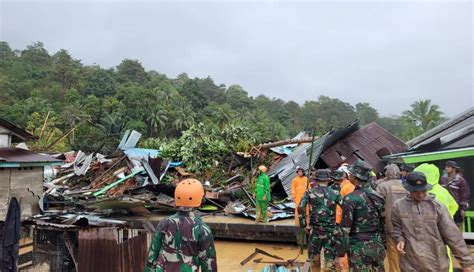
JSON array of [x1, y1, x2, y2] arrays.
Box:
[[0, 134, 11, 148]]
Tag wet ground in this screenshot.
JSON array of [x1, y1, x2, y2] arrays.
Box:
[[215, 239, 473, 271], [215, 240, 307, 272]]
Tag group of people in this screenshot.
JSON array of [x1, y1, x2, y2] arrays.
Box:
[[291, 160, 473, 271], [143, 160, 472, 272]]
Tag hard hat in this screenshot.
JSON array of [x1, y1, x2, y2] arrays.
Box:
[[175, 179, 205, 207], [295, 166, 305, 174], [258, 165, 267, 173]]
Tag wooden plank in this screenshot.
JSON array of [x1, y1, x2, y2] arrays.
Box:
[[19, 245, 33, 255], [18, 261, 33, 269]]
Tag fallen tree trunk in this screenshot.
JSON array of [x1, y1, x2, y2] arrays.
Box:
[[253, 136, 319, 150]]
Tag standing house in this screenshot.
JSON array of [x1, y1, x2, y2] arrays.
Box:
[[0, 117, 62, 219], [385, 108, 474, 237]]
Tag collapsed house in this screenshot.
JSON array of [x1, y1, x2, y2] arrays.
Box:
[[269, 121, 408, 197], [0, 117, 410, 271]]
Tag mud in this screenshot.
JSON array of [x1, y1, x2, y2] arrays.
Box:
[[215, 240, 307, 271]]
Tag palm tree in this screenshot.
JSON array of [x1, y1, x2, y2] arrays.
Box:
[[147, 107, 168, 137], [403, 100, 445, 131], [172, 99, 196, 132]]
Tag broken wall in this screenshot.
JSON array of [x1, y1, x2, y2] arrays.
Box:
[[0, 167, 43, 219]]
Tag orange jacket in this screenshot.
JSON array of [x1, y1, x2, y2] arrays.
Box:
[[291, 176, 309, 225], [291, 176, 309, 205], [336, 179, 355, 224]]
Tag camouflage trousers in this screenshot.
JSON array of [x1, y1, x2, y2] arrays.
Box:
[[307, 229, 337, 271], [348, 234, 385, 272]]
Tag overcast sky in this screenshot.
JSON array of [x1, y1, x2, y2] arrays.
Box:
[[1, 0, 472, 117]]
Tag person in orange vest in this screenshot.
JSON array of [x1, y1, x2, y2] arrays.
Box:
[[336, 164, 355, 271], [291, 166, 309, 226]]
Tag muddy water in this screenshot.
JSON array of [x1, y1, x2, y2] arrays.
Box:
[[215, 240, 307, 272]]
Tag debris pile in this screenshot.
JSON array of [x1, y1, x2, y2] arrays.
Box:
[[33, 120, 408, 227]]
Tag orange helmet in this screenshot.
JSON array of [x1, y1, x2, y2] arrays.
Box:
[[175, 179, 205, 207], [258, 165, 267, 173]]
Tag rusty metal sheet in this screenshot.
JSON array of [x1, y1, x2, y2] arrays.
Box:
[[78, 228, 147, 272], [0, 148, 62, 164], [321, 122, 408, 174]]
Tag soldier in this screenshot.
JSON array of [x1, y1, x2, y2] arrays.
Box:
[[392, 172, 473, 271], [330, 169, 344, 192], [336, 160, 386, 272], [145, 179, 217, 272], [299, 169, 343, 271]]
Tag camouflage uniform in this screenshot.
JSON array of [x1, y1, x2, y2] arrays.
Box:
[[329, 182, 341, 192], [145, 209, 217, 272], [299, 184, 343, 270], [337, 183, 386, 272]]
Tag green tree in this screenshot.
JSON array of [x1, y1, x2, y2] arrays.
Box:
[[116, 59, 148, 83], [147, 106, 168, 137], [403, 99, 445, 131], [83, 67, 117, 97], [356, 102, 379, 125], [51, 49, 82, 90]]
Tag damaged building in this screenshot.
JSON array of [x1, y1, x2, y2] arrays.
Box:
[[269, 121, 408, 197], [0, 118, 62, 219]]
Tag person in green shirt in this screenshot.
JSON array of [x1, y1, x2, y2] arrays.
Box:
[[255, 165, 271, 223]]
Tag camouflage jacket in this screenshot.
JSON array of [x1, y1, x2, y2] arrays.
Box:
[[144, 210, 217, 272], [329, 183, 341, 193], [298, 185, 343, 232], [337, 183, 385, 257]]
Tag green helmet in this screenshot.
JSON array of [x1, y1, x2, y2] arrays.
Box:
[[349, 160, 372, 181], [331, 170, 344, 181]]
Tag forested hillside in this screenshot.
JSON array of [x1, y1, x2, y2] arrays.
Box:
[[0, 41, 446, 165]]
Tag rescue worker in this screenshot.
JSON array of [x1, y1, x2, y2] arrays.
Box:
[[145, 179, 217, 272], [375, 164, 406, 272], [255, 165, 271, 223], [335, 165, 354, 271], [331, 170, 345, 225], [336, 160, 386, 272], [392, 172, 473, 271], [338, 164, 355, 198], [299, 169, 343, 271], [399, 164, 414, 182], [415, 163, 459, 272], [440, 160, 469, 229], [291, 166, 309, 225], [309, 168, 331, 188], [330, 170, 344, 192]]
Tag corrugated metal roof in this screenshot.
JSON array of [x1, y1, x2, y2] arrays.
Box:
[[409, 111, 474, 151], [0, 148, 63, 165], [268, 121, 359, 196], [407, 107, 474, 148], [0, 117, 35, 142], [321, 122, 408, 174]]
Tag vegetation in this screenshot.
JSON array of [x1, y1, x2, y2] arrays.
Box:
[[0, 41, 448, 177]]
